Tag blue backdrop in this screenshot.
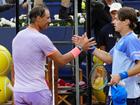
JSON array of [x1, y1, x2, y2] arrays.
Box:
[[0, 26, 84, 77]]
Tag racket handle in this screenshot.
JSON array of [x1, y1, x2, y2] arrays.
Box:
[[107, 81, 125, 86]]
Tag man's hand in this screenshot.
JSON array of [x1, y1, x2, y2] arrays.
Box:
[[72, 33, 96, 51], [109, 74, 126, 87], [109, 74, 121, 85]]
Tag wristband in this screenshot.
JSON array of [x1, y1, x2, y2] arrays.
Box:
[[119, 71, 128, 80], [88, 45, 96, 54], [70, 47, 81, 58]]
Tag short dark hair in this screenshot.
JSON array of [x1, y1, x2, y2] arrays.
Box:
[[117, 7, 138, 30], [29, 6, 48, 23]]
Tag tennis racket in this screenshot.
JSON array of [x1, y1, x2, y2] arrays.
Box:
[[90, 64, 125, 91], [90, 64, 109, 91]]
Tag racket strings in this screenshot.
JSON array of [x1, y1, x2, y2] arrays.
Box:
[[91, 65, 108, 90]]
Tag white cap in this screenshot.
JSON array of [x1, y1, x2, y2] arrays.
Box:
[[109, 3, 122, 13]]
